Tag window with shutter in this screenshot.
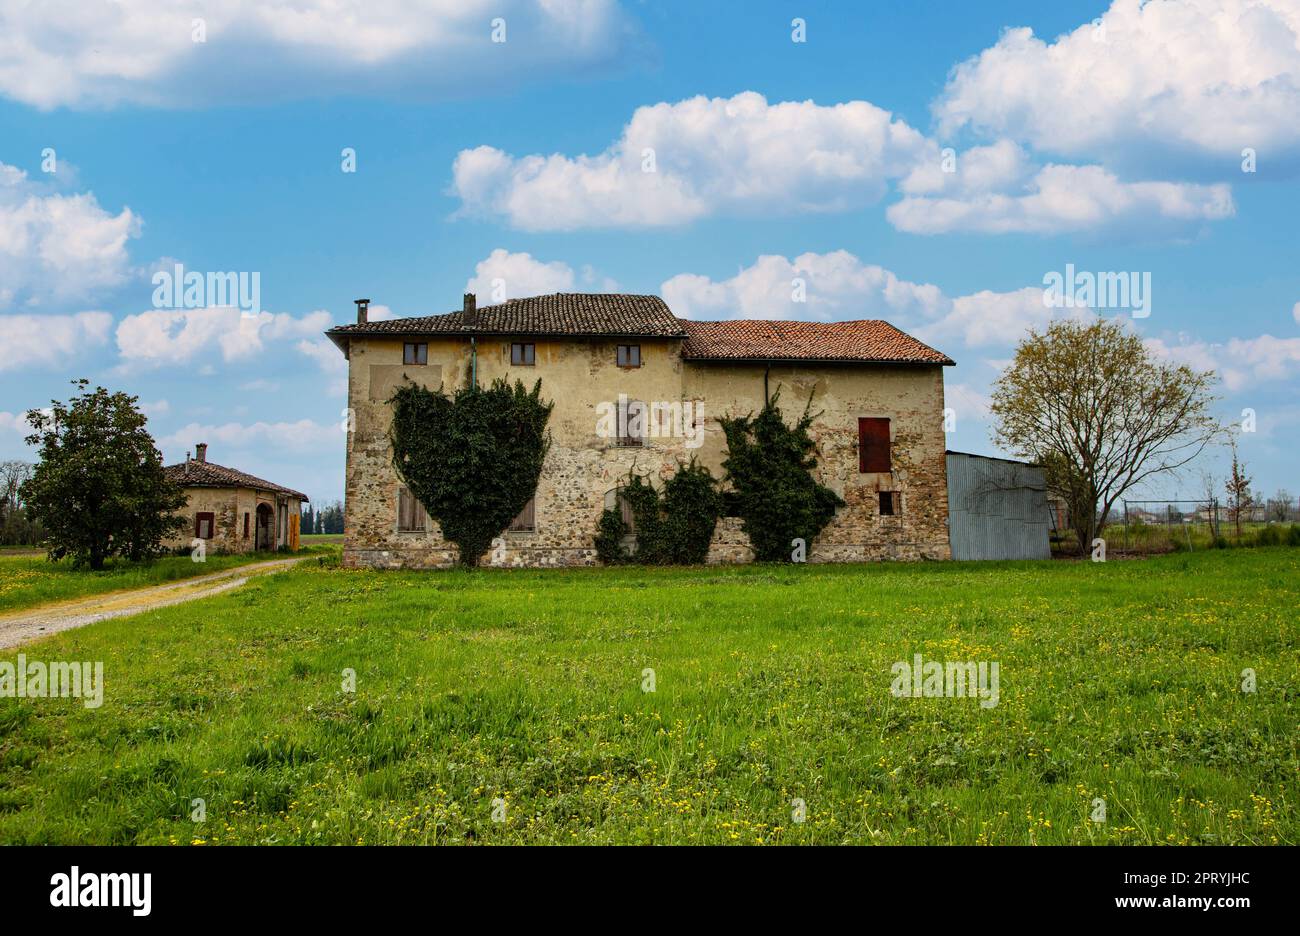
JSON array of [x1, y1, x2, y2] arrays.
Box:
[[511, 343, 535, 366], [858, 417, 892, 473], [195, 512, 215, 539], [878, 490, 900, 516], [618, 492, 636, 532], [403, 343, 428, 365], [508, 496, 536, 532], [617, 398, 644, 446], [397, 487, 428, 532], [616, 344, 641, 367]]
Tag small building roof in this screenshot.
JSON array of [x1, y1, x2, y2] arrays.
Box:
[[163, 458, 308, 501]]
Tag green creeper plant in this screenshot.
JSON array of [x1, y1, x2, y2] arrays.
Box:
[[719, 390, 844, 562], [389, 377, 552, 567], [595, 460, 721, 565]]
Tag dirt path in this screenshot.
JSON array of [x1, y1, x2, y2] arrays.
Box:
[[0, 556, 310, 650]]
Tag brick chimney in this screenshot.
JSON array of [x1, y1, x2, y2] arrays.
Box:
[[195, 442, 208, 463], [355, 298, 370, 324], [463, 292, 477, 327]]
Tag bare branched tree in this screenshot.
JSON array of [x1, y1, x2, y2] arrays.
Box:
[[1266, 488, 1294, 524], [1224, 437, 1254, 539], [0, 460, 36, 543], [990, 318, 1219, 556]]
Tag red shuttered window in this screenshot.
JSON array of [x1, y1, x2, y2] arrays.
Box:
[[858, 417, 891, 473]]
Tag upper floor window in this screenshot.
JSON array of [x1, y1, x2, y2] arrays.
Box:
[[617, 344, 641, 368], [617, 398, 645, 447], [511, 342, 536, 366], [403, 342, 428, 365], [858, 417, 892, 473]]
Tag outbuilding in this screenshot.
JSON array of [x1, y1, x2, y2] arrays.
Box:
[[163, 443, 308, 553], [946, 451, 1051, 561]]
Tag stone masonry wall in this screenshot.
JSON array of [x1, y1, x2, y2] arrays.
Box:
[[341, 336, 950, 568], [687, 363, 951, 563], [165, 486, 300, 554]]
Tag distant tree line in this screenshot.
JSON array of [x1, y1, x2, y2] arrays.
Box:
[[302, 501, 344, 535], [0, 460, 46, 546]]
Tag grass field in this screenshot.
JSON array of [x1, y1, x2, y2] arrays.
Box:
[[0, 547, 334, 614], [0, 548, 1295, 845]]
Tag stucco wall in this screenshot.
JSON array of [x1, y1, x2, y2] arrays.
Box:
[[341, 335, 949, 568], [165, 486, 302, 554]]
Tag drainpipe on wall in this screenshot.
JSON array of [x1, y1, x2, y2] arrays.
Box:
[[464, 293, 479, 388]]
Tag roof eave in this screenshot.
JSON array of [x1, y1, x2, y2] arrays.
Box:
[[327, 327, 687, 341], [681, 355, 955, 366]]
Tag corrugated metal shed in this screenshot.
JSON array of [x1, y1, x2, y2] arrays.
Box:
[[946, 451, 1051, 561]]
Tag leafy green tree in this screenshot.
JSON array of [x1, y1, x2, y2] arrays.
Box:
[[990, 319, 1219, 556], [596, 460, 721, 565], [719, 390, 844, 562], [390, 377, 552, 567], [21, 380, 187, 569]]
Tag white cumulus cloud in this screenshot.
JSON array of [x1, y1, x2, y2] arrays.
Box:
[[0, 163, 140, 308], [465, 248, 579, 302], [296, 338, 348, 396], [1145, 333, 1300, 390], [933, 0, 1300, 163], [0, 311, 114, 372], [158, 419, 338, 455], [888, 163, 1234, 235], [0, 410, 29, 434], [660, 250, 1086, 350], [452, 92, 932, 230], [115, 306, 332, 367], [0, 0, 642, 109], [662, 251, 947, 322]]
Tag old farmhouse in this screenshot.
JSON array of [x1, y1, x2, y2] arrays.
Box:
[[326, 293, 955, 569], [163, 444, 308, 553]]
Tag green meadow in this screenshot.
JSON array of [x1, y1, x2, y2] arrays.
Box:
[[0, 552, 305, 614], [0, 548, 1295, 845]]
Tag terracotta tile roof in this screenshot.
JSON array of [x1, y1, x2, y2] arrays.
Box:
[[164, 460, 308, 501], [324, 293, 952, 366], [326, 293, 685, 349], [679, 319, 954, 365]]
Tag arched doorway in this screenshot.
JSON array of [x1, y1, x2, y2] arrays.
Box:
[[255, 503, 274, 551]]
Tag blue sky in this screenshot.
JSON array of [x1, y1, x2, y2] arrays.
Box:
[[1, 0, 1297, 507]]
